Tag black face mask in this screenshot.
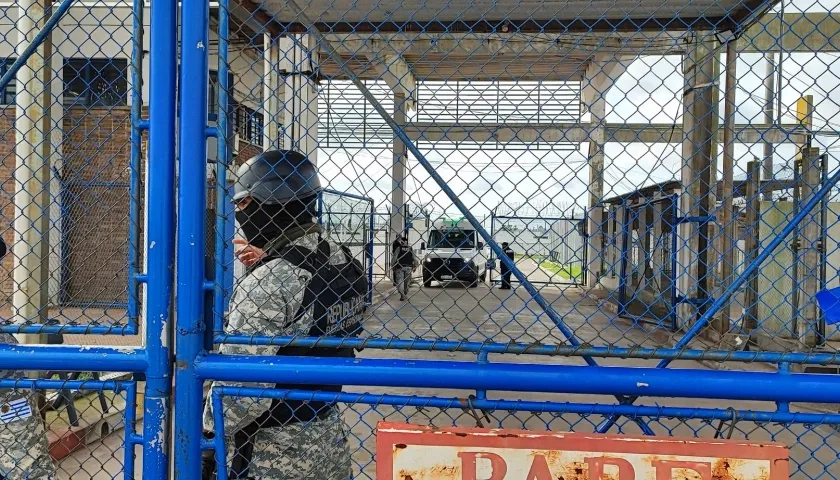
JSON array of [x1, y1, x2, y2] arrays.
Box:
[[235, 197, 317, 249], [235, 202, 282, 249]]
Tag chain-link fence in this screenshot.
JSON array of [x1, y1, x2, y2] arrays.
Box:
[[177, 0, 840, 476], [489, 214, 586, 286], [0, 1, 146, 335], [6, 0, 840, 476], [206, 387, 840, 479], [0, 369, 139, 479], [0, 1, 156, 478]]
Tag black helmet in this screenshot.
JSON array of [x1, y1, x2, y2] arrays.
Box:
[[232, 149, 322, 205]]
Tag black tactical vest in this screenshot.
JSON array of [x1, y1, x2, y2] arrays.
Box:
[[226, 239, 368, 479], [251, 239, 367, 427]]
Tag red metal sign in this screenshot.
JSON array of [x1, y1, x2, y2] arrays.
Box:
[[376, 422, 788, 480]]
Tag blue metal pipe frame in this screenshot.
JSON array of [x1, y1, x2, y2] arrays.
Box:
[[0, 0, 171, 472], [215, 386, 840, 426], [211, 391, 229, 480], [0, 378, 141, 475], [0, 0, 141, 335], [181, 1, 840, 475], [142, 0, 177, 476], [129, 0, 145, 329], [174, 0, 211, 477], [212, 0, 233, 338], [209, 334, 840, 364], [210, 385, 840, 477], [197, 354, 840, 404]]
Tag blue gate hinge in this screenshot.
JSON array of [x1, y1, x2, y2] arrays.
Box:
[[675, 295, 715, 307], [675, 215, 716, 225]]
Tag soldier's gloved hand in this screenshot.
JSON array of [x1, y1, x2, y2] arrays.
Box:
[[233, 239, 266, 267]]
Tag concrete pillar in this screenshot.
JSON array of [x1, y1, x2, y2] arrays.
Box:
[[651, 200, 665, 291], [677, 37, 720, 329], [581, 55, 633, 289], [278, 34, 318, 161], [586, 96, 606, 289], [389, 94, 408, 270], [718, 40, 738, 332], [14, 0, 52, 343], [762, 53, 776, 182], [262, 33, 282, 151], [797, 148, 821, 347]]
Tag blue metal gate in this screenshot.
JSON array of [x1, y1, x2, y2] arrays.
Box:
[[2, 0, 840, 478]]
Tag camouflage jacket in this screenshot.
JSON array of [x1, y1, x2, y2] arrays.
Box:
[[202, 228, 349, 435]]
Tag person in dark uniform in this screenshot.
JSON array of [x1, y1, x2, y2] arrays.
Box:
[[499, 242, 515, 290], [392, 234, 416, 301]]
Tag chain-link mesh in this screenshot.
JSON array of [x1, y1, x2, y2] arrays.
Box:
[[189, 0, 840, 477], [319, 189, 373, 277], [8, 0, 840, 476], [0, 1, 151, 478], [0, 368, 138, 479], [0, 1, 146, 335], [208, 388, 840, 479], [210, 0, 840, 357]]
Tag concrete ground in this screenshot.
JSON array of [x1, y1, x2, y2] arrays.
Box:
[[347, 280, 840, 480], [57, 429, 140, 480]]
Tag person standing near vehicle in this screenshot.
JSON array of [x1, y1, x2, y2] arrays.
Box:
[[499, 242, 516, 290], [203, 149, 367, 479], [392, 234, 415, 301]]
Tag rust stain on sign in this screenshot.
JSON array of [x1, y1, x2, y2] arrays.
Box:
[[375, 422, 788, 480]]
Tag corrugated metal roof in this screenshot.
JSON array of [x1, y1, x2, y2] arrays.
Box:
[[256, 0, 778, 32]]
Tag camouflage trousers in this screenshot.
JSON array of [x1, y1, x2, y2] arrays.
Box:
[[228, 409, 352, 480], [393, 266, 412, 298]]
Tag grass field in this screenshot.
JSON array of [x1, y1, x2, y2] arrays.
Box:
[[513, 254, 582, 280], [540, 261, 583, 280]]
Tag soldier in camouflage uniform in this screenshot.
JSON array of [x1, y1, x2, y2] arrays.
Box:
[[203, 150, 364, 480], [0, 237, 57, 479], [0, 334, 57, 479]]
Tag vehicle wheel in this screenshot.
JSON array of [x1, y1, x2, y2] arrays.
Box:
[[481, 270, 487, 283], [469, 278, 479, 288], [423, 269, 433, 288]]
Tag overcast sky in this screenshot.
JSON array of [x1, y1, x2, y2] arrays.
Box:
[[314, 0, 840, 220]]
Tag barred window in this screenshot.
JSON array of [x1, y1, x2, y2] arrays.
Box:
[[0, 58, 16, 105], [63, 58, 128, 107], [234, 104, 263, 146], [208, 70, 235, 121]]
